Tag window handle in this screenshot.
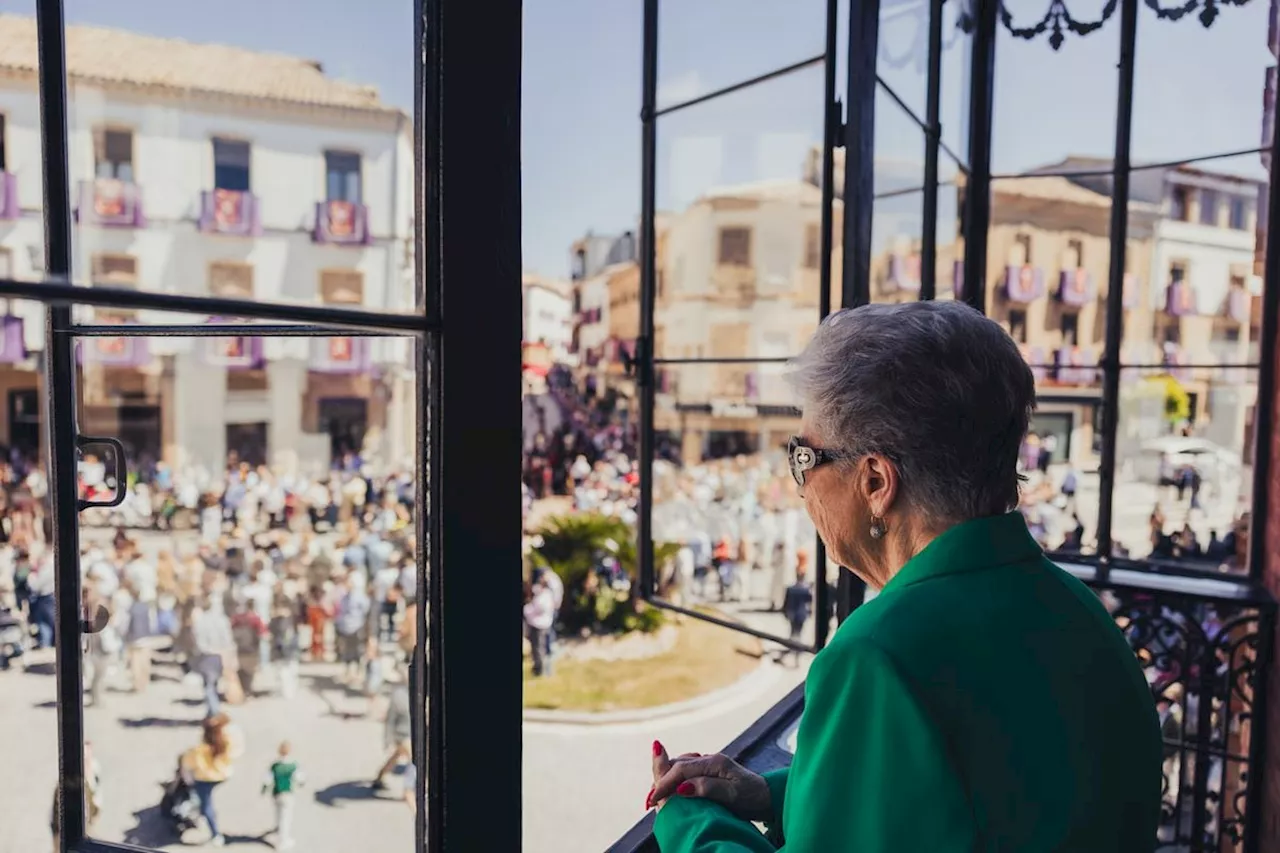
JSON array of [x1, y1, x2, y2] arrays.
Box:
[[75, 435, 129, 511]]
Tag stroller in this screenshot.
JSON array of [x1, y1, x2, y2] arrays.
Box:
[[159, 762, 202, 836]]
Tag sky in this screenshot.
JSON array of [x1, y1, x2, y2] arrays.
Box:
[[7, 0, 1273, 279]]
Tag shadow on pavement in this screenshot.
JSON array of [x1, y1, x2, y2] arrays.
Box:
[[313, 780, 387, 808], [121, 802, 180, 849], [119, 716, 202, 729]]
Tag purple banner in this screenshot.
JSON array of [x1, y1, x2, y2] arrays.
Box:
[[199, 190, 261, 236], [1055, 347, 1098, 385], [745, 371, 759, 402], [0, 316, 25, 363], [309, 337, 370, 374], [1165, 281, 1198, 316], [1226, 287, 1252, 323], [886, 253, 921, 293], [1162, 343, 1191, 382], [952, 260, 965, 301], [1004, 265, 1045, 303], [77, 179, 145, 228], [314, 201, 371, 245], [78, 335, 150, 367], [1057, 268, 1094, 306], [1019, 344, 1048, 381], [0, 172, 17, 220], [206, 335, 264, 369]]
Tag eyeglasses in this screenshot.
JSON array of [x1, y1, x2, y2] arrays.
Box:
[[787, 435, 843, 487]]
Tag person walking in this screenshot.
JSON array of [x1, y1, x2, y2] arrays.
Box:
[[192, 599, 234, 717], [333, 573, 371, 684], [522, 577, 555, 677], [781, 553, 813, 667], [372, 671, 413, 792], [181, 713, 243, 847], [262, 741, 304, 850]]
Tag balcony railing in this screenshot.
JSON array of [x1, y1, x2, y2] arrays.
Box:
[[609, 567, 1275, 853], [313, 199, 371, 245], [76, 178, 145, 228], [199, 189, 261, 236], [1054, 345, 1099, 385], [0, 171, 18, 220]]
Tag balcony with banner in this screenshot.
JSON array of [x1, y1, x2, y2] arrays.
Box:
[[882, 252, 922, 295], [1057, 268, 1095, 307], [1004, 264, 1045, 303], [1053, 346, 1099, 385], [204, 334, 264, 370], [313, 199, 371, 245], [76, 178, 144, 228], [0, 171, 17, 220], [1165, 280, 1199, 316], [198, 188, 261, 236], [308, 335, 370, 374]]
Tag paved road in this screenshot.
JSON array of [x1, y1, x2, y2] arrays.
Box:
[[0, 642, 805, 853]]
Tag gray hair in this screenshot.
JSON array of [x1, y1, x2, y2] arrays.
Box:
[[788, 301, 1035, 525]]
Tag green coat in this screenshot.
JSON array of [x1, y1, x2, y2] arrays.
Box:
[[654, 512, 1162, 852]]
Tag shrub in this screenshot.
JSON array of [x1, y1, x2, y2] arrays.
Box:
[[530, 512, 678, 636]]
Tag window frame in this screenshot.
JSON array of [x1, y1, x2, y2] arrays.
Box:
[[211, 136, 252, 192], [92, 124, 134, 182], [324, 149, 364, 204], [23, 1, 523, 852]]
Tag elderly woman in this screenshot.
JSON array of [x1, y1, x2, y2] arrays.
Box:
[[646, 302, 1161, 851]]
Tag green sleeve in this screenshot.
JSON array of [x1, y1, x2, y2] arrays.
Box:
[[653, 640, 973, 852]]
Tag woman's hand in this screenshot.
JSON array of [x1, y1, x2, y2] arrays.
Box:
[[646, 741, 773, 823]]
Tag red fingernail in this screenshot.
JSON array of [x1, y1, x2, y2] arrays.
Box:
[[645, 788, 654, 809], [677, 782, 695, 796], [652, 740, 663, 756]]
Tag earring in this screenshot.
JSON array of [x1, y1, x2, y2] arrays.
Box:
[[869, 516, 887, 539]]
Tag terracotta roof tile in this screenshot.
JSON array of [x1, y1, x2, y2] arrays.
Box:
[[0, 14, 397, 114]]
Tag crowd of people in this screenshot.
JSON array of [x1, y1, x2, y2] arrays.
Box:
[[0, 446, 422, 850]]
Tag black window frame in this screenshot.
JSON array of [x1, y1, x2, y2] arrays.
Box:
[[325, 149, 363, 204], [633, 0, 1280, 681], [212, 137, 251, 192], [25, 0, 523, 851]]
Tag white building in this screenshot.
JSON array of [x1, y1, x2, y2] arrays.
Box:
[[0, 15, 414, 473], [1129, 164, 1263, 461], [521, 274, 573, 362]]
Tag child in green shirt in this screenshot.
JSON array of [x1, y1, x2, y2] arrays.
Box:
[[262, 741, 304, 850]]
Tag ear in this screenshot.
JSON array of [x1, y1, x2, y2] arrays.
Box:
[[859, 453, 901, 517]]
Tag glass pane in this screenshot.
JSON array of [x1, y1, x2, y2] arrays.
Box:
[[932, 180, 965, 302], [875, 86, 930, 196], [1131, 1, 1273, 166], [654, 63, 827, 360], [0, 7, 49, 283], [647, 360, 823, 648], [0, 298, 54, 851], [877, 0, 930, 119], [656, 0, 825, 110], [938, 0, 972, 168], [991, 0, 1120, 175], [73, 333, 422, 850], [1123, 153, 1268, 367], [871, 189, 924, 303], [986, 175, 1112, 375], [1110, 365, 1255, 573], [59, 0, 420, 316], [520, 361, 818, 851]]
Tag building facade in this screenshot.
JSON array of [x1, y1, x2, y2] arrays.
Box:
[[0, 15, 415, 473]]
